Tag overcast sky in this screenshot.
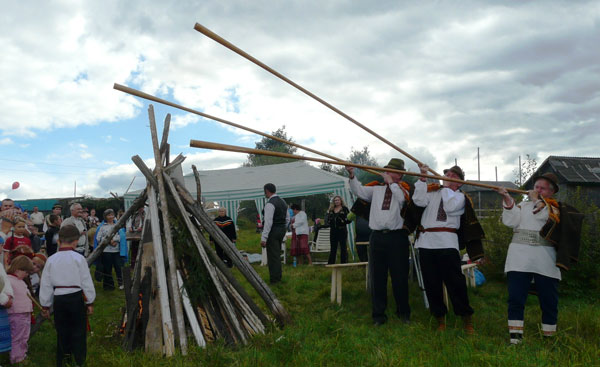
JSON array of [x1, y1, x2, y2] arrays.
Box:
[[1, 0, 598, 200]]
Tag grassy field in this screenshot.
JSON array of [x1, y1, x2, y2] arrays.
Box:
[[26, 227, 600, 366]]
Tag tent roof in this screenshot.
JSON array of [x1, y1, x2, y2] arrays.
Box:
[[127, 161, 349, 202]]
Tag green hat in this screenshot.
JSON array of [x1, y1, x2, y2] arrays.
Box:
[[384, 158, 405, 171], [443, 165, 465, 181], [532, 172, 559, 193]]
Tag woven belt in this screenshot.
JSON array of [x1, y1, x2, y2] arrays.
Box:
[[422, 227, 457, 233], [512, 229, 553, 247]]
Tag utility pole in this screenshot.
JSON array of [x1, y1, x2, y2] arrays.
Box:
[[74, 181, 77, 197], [477, 148, 481, 211], [519, 155, 522, 186], [495, 166, 498, 182]]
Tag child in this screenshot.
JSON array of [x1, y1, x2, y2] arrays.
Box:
[[30, 254, 47, 297], [40, 225, 95, 367], [7, 255, 34, 364], [44, 214, 62, 257], [4, 217, 32, 267]]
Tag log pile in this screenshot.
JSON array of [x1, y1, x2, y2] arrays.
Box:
[[92, 104, 290, 356]]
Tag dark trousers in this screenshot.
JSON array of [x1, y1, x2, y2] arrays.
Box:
[[356, 244, 369, 262], [101, 252, 123, 290], [419, 248, 474, 318], [215, 243, 233, 268], [266, 225, 286, 284], [507, 271, 559, 325], [370, 230, 411, 323], [328, 228, 348, 264], [130, 240, 140, 269], [54, 291, 87, 367]]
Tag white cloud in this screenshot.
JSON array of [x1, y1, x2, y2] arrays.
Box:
[[0, 138, 13, 145], [119, 137, 129, 142]]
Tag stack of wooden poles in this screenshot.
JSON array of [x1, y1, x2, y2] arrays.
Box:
[[86, 104, 290, 356]]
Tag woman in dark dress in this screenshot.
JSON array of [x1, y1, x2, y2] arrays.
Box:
[[324, 196, 352, 264]]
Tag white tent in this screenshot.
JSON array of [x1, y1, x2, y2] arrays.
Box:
[[124, 161, 356, 250]]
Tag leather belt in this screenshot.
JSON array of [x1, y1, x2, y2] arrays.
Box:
[[54, 286, 81, 289], [373, 229, 403, 234]]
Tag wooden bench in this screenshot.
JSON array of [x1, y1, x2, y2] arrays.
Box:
[[325, 262, 369, 305]]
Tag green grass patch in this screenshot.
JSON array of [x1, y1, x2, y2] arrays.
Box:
[[26, 227, 600, 366]]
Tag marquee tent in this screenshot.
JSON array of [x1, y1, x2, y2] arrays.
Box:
[[124, 161, 356, 251]]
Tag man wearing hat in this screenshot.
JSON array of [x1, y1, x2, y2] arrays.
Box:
[[346, 158, 412, 326], [413, 164, 476, 334], [496, 172, 574, 344], [61, 203, 88, 256], [43, 204, 63, 232]]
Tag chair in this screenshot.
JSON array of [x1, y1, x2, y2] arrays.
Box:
[[309, 228, 331, 264]]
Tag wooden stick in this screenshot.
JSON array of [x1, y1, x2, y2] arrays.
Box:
[[191, 165, 202, 202], [147, 187, 175, 356], [177, 271, 207, 348], [165, 153, 186, 172], [193, 22, 440, 176], [148, 105, 188, 355], [160, 114, 171, 155], [113, 83, 380, 176], [189, 139, 528, 194]]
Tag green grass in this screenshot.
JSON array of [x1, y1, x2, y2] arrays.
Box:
[[26, 227, 600, 366]]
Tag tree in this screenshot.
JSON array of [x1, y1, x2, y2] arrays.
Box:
[[244, 126, 297, 167], [513, 154, 538, 187]]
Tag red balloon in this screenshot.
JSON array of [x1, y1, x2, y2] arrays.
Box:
[[11, 182, 19, 190]]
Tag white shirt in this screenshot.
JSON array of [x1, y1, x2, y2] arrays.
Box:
[[502, 201, 561, 280], [292, 211, 309, 236], [261, 194, 290, 242], [413, 180, 465, 250], [0, 259, 14, 306], [30, 212, 45, 225], [39, 250, 96, 308], [349, 176, 407, 231]]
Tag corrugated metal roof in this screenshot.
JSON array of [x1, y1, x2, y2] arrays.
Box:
[[524, 156, 600, 187]]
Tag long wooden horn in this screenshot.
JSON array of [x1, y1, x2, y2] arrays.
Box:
[[113, 83, 380, 176], [189, 139, 527, 194], [193, 22, 441, 176]]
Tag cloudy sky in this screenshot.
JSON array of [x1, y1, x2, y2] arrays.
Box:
[[1, 0, 598, 200]]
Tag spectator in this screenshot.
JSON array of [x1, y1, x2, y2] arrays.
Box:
[[127, 206, 145, 269], [323, 196, 352, 264], [29, 207, 44, 234], [43, 204, 63, 233], [30, 254, 47, 298], [7, 256, 34, 364], [290, 204, 311, 265], [61, 203, 88, 256], [4, 218, 32, 267], [0, 248, 14, 362], [95, 209, 122, 290], [87, 209, 99, 229], [44, 215, 62, 257], [210, 207, 236, 268], [260, 183, 289, 284]]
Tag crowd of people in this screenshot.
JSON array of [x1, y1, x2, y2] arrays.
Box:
[[0, 198, 140, 366]]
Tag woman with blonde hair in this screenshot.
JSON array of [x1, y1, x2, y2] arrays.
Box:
[[323, 195, 352, 264]]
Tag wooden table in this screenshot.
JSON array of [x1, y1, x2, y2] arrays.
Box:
[[325, 262, 369, 305]]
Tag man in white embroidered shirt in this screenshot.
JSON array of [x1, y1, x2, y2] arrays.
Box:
[[346, 158, 411, 326], [413, 164, 475, 334]]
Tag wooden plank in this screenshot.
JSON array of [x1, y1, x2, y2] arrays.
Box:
[[143, 241, 163, 353], [177, 271, 207, 348], [148, 104, 188, 355], [147, 187, 175, 356]]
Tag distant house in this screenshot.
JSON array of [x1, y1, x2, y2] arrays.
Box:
[[461, 181, 520, 214], [523, 156, 600, 205]]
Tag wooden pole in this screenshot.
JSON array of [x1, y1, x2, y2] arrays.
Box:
[[113, 83, 380, 176], [191, 165, 202, 203], [189, 139, 528, 194], [147, 105, 188, 355], [147, 187, 175, 356], [193, 22, 441, 176]]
